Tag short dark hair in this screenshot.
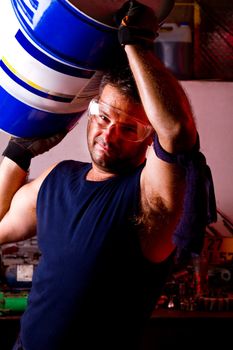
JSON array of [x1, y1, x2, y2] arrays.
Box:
[[99, 54, 141, 103]]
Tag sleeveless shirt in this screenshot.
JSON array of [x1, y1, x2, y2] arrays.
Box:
[[20, 160, 173, 350]]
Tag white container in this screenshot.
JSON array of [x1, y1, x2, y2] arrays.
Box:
[[154, 23, 193, 80]]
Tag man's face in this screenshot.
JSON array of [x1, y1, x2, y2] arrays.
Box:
[[87, 84, 152, 174]]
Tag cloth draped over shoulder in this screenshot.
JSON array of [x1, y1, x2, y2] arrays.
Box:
[[153, 134, 217, 261]]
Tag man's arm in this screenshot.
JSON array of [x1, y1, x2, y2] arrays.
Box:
[[0, 156, 38, 244], [126, 45, 197, 262], [117, 1, 198, 262], [0, 157, 56, 245], [125, 45, 197, 153], [117, 1, 196, 149], [0, 130, 68, 245], [125, 45, 197, 197], [0, 157, 28, 220]]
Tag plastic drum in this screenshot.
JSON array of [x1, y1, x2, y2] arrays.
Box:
[[0, 0, 174, 137]]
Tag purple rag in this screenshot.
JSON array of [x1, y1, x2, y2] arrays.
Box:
[[153, 134, 217, 261]]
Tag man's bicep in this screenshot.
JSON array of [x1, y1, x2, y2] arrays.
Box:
[[0, 182, 38, 244], [143, 146, 186, 210], [0, 163, 57, 245], [139, 147, 186, 262]]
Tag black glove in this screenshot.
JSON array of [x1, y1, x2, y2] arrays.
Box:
[[2, 130, 68, 171], [115, 0, 159, 49]]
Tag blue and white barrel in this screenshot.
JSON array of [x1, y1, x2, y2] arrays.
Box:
[[0, 0, 119, 137], [0, 0, 174, 137]]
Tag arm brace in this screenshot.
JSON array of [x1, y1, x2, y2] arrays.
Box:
[[2, 141, 32, 172]]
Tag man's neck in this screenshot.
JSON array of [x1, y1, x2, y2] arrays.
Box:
[[86, 166, 117, 181]]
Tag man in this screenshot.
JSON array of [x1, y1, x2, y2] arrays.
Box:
[[0, 1, 216, 349]]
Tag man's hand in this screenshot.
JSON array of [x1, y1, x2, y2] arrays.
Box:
[[115, 0, 159, 49], [2, 130, 68, 171]]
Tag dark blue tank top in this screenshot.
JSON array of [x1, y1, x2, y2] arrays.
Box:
[[20, 160, 173, 349]]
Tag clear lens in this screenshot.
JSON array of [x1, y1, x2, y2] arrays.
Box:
[[88, 99, 153, 142]]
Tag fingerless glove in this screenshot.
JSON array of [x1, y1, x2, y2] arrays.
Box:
[[115, 0, 159, 49]]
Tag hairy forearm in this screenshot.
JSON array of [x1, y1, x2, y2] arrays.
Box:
[[125, 45, 197, 153], [0, 157, 28, 220]]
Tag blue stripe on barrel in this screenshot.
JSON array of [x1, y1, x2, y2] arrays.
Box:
[[0, 86, 82, 137]]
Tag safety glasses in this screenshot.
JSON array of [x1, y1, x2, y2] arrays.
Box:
[[88, 98, 153, 142]]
